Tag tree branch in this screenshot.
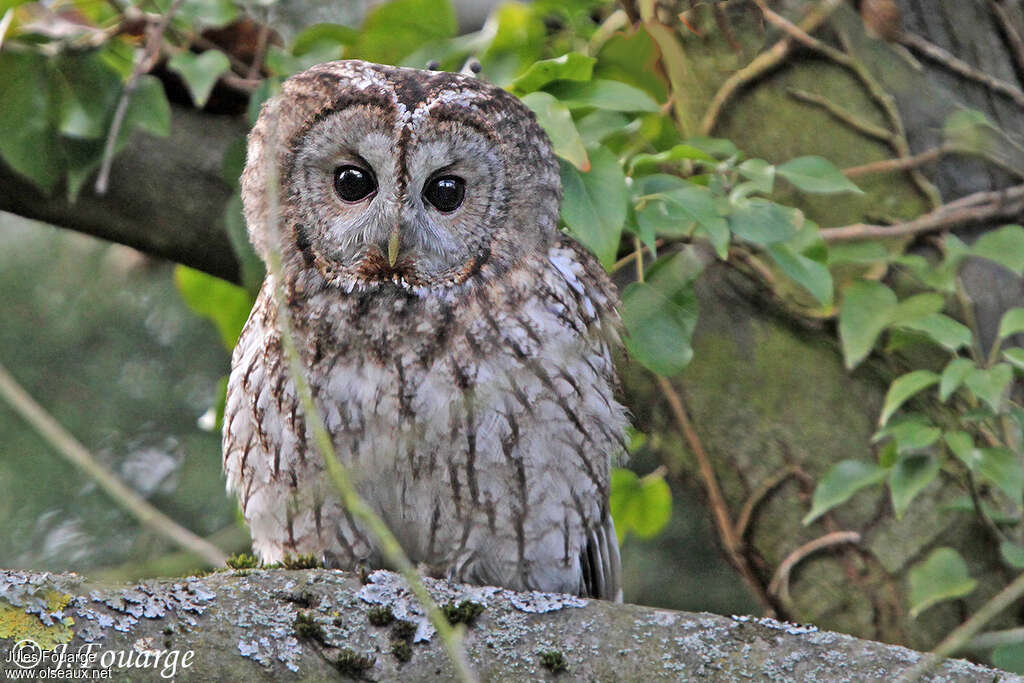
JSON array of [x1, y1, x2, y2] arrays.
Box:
[[0, 104, 245, 284]]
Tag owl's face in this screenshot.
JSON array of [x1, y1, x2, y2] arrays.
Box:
[[242, 61, 562, 292]]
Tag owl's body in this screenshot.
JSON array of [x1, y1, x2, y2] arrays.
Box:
[[223, 60, 626, 599]]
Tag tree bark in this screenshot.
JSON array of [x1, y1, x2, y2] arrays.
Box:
[[0, 568, 1011, 681]]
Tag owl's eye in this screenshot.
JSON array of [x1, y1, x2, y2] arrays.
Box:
[[423, 176, 466, 213], [333, 165, 376, 202]]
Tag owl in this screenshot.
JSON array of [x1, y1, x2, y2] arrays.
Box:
[[222, 60, 628, 600]]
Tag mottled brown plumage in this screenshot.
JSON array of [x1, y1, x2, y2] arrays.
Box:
[[223, 60, 627, 599]]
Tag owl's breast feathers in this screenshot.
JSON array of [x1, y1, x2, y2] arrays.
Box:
[[223, 237, 626, 599]]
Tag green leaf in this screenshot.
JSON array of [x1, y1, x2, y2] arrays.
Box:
[[54, 52, 121, 139], [1000, 542, 1024, 569], [875, 417, 942, 453], [737, 158, 775, 194], [292, 23, 359, 56], [727, 199, 801, 246], [352, 0, 456, 65], [168, 50, 230, 108], [575, 110, 631, 147], [621, 252, 702, 377], [827, 241, 890, 266], [898, 314, 972, 352], [179, 0, 238, 28], [477, 2, 544, 85], [879, 370, 939, 426], [889, 454, 941, 519], [0, 51, 63, 193], [993, 644, 1024, 675], [630, 144, 718, 173], [609, 468, 672, 542], [946, 432, 1023, 505], [908, 547, 977, 618], [522, 92, 588, 171], [776, 156, 863, 194], [683, 136, 739, 159], [1005, 348, 1024, 370], [174, 265, 254, 350], [803, 460, 888, 525], [544, 79, 660, 112], [939, 358, 974, 402], [971, 225, 1024, 275], [122, 75, 171, 139], [559, 146, 627, 268], [838, 281, 898, 369], [634, 180, 729, 257], [964, 364, 1013, 413], [511, 53, 595, 93], [998, 307, 1024, 340], [891, 293, 946, 325], [766, 244, 834, 306]]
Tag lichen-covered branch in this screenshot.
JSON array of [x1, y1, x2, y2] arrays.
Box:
[[0, 569, 1010, 681]]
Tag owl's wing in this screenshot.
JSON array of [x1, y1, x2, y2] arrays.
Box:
[[581, 515, 623, 601]]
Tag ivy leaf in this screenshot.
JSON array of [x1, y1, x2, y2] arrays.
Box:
[[997, 307, 1024, 340], [352, 0, 456, 65], [621, 251, 703, 377], [879, 370, 940, 427], [174, 266, 254, 350], [971, 225, 1024, 275], [946, 432, 1023, 505], [939, 358, 975, 402], [803, 460, 888, 525], [522, 92, 589, 171], [635, 180, 729, 257], [544, 79, 660, 112], [838, 281, 898, 369], [511, 53, 595, 93], [766, 243, 834, 306], [875, 417, 942, 453], [964, 364, 1013, 413], [1005, 348, 1024, 370], [889, 454, 941, 519], [179, 0, 238, 29], [898, 314, 972, 352], [559, 146, 627, 268], [727, 199, 801, 246], [168, 50, 230, 108], [908, 547, 977, 618], [0, 51, 63, 193], [609, 468, 672, 542], [54, 52, 121, 139], [776, 156, 863, 194], [122, 75, 171, 139], [1000, 542, 1024, 569], [291, 23, 359, 56], [737, 158, 775, 194]]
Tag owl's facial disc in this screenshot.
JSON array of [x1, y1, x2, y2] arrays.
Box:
[[286, 105, 504, 292]]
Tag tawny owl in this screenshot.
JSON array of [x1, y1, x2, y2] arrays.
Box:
[[222, 60, 627, 600]]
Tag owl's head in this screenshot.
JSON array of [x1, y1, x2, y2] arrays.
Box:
[[241, 60, 561, 293]]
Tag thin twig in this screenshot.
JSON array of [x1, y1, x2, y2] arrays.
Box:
[[258, 115, 477, 683], [843, 147, 947, 177], [247, 21, 270, 81], [654, 375, 775, 613], [819, 184, 1024, 242], [0, 363, 227, 567], [736, 466, 799, 540], [610, 239, 664, 274], [990, 0, 1024, 83], [900, 31, 1024, 108], [701, 0, 844, 135], [897, 569, 1024, 682], [787, 88, 896, 143], [95, 0, 183, 195], [634, 236, 645, 283], [767, 531, 861, 607]]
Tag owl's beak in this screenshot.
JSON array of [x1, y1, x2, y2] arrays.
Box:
[[387, 225, 400, 268]]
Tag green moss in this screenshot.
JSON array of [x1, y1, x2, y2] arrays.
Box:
[[293, 612, 325, 644], [441, 600, 485, 626], [282, 553, 322, 569], [390, 638, 412, 663], [226, 552, 260, 569], [367, 605, 394, 627], [539, 650, 568, 673], [390, 619, 416, 641], [335, 648, 375, 678]]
